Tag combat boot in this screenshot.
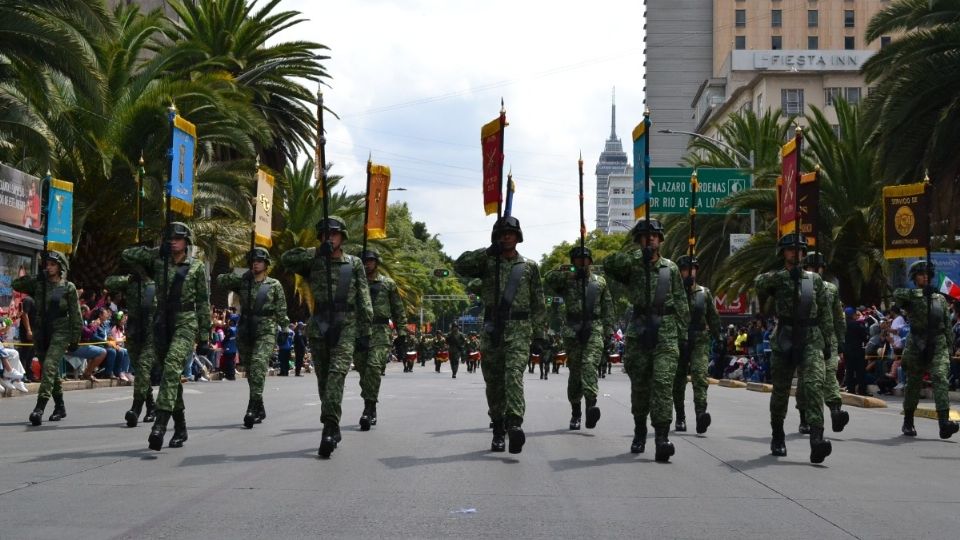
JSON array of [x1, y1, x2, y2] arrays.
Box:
[[829, 403, 849, 433], [902, 411, 917, 437], [569, 402, 582, 430], [695, 406, 711, 435], [653, 425, 675, 462], [169, 410, 188, 448], [29, 397, 48, 426], [798, 410, 810, 435], [585, 398, 601, 429], [125, 397, 144, 428], [48, 394, 66, 421], [631, 419, 646, 454], [507, 425, 526, 454], [318, 422, 338, 458], [937, 409, 959, 439], [243, 399, 257, 429], [148, 410, 172, 451], [809, 426, 832, 464], [674, 405, 686, 432], [255, 399, 266, 423], [143, 395, 156, 422], [359, 400, 375, 431], [771, 420, 787, 457], [490, 419, 506, 452]]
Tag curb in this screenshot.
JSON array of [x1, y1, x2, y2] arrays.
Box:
[[707, 378, 719, 385], [746, 382, 773, 393], [841, 392, 887, 408], [908, 407, 960, 421], [719, 379, 747, 388]]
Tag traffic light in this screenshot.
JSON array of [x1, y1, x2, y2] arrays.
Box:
[[433, 268, 451, 278]]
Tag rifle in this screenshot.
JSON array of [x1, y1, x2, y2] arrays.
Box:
[[577, 153, 589, 345], [316, 91, 336, 347]]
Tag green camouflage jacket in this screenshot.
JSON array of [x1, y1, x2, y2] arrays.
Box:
[[12, 275, 81, 345], [754, 268, 833, 351], [892, 288, 952, 347], [543, 266, 614, 339], [280, 248, 373, 339], [216, 272, 290, 340], [602, 250, 690, 337]]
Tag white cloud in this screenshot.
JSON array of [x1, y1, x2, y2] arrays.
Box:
[[279, 0, 646, 261]]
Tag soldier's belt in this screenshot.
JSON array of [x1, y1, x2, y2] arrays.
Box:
[[372, 316, 391, 324], [314, 302, 353, 313], [484, 309, 529, 321], [777, 317, 816, 327], [633, 306, 676, 317]]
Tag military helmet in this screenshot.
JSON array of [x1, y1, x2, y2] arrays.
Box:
[[676, 254, 699, 269], [630, 218, 665, 240], [802, 252, 827, 269], [776, 233, 808, 255], [44, 250, 69, 274], [491, 215, 524, 243], [246, 246, 271, 265], [360, 249, 380, 263], [568, 245, 593, 262], [316, 215, 348, 241], [166, 221, 193, 243], [908, 260, 935, 279]]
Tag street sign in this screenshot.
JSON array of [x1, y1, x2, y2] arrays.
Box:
[[729, 233, 752, 255], [649, 168, 751, 215]]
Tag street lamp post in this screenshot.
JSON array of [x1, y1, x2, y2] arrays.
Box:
[[658, 129, 756, 234]]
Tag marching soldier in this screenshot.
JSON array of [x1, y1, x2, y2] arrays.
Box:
[[544, 246, 613, 431], [281, 216, 372, 458], [466, 332, 480, 373], [216, 247, 289, 429], [447, 324, 467, 378], [15, 251, 82, 426], [355, 249, 406, 430], [673, 255, 721, 434], [894, 261, 958, 439], [455, 216, 546, 454], [754, 234, 835, 463], [122, 222, 211, 451], [603, 219, 689, 462], [105, 261, 159, 428], [795, 253, 848, 434], [403, 334, 418, 372]]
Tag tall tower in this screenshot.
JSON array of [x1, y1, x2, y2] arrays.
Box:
[[595, 89, 628, 231]]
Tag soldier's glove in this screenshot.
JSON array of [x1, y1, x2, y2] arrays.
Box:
[[355, 335, 370, 353], [318, 240, 334, 257], [197, 341, 211, 357], [923, 285, 938, 296], [486, 242, 503, 257], [789, 266, 802, 281], [66, 342, 78, 353]]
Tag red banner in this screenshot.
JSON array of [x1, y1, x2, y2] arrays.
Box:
[[778, 134, 799, 237], [798, 171, 818, 246], [481, 112, 505, 215], [715, 293, 750, 315]]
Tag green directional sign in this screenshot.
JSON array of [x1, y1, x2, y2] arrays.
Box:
[[649, 167, 751, 215]]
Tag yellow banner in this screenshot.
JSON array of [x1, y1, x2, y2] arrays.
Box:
[[883, 182, 928, 259], [366, 164, 391, 240], [254, 168, 274, 247]]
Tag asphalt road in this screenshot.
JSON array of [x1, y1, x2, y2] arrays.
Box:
[[1, 363, 957, 540]]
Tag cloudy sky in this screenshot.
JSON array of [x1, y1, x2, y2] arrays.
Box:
[[282, 0, 647, 261]]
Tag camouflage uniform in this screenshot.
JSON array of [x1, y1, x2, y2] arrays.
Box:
[[14, 252, 81, 426], [104, 272, 159, 427], [122, 223, 210, 451], [281, 219, 372, 457], [466, 334, 480, 373], [217, 255, 289, 429], [447, 327, 467, 378], [893, 262, 958, 439], [673, 279, 721, 433], [544, 258, 613, 430], [454, 216, 546, 454], [754, 234, 835, 462]]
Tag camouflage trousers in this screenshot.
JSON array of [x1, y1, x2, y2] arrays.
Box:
[[310, 325, 356, 425], [355, 343, 390, 403], [127, 334, 157, 403], [902, 336, 951, 413], [480, 332, 529, 427], [36, 334, 70, 400], [239, 335, 273, 404], [674, 337, 710, 412], [155, 324, 193, 412], [624, 334, 679, 428], [564, 329, 603, 404], [770, 347, 824, 428], [796, 351, 841, 411]]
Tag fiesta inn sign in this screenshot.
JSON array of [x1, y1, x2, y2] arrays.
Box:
[[731, 50, 875, 72]]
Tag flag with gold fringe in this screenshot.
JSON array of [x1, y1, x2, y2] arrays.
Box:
[[481, 111, 505, 215], [778, 132, 800, 237], [366, 163, 391, 240], [882, 182, 928, 259], [254, 168, 274, 247], [46, 178, 73, 254], [168, 114, 196, 216], [632, 116, 650, 219]]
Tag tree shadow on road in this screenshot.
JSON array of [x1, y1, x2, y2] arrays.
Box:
[[20, 447, 156, 463], [178, 449, 318, 467], [380, 450, 519, 469]]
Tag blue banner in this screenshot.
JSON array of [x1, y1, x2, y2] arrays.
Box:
[[168, 114, 196, 216], [632, 116, 650, 219], [46, 179, 73, 254]]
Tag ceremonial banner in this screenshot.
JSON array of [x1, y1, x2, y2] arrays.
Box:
[[481, 113, 505, 215], [168, 114, 196, 216], [883, 182, 928, 259], [796, 170, 819, 245], [778, 134, 800, 237], [46, 179, 73, 254], [365, 163, 391, 240], [254, 168, 274, 247], [632, 117, 650, 219]]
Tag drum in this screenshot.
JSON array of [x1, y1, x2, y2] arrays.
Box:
[[437, 350, 450, 362], [529, 353, 540, 365], [405, 351, 418, 362], [468, 351, 481, 361], [554, 351, 567, 366], [608, 353, 622, 364]]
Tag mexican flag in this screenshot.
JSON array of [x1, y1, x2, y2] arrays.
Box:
[[939, 272, 960, 301]]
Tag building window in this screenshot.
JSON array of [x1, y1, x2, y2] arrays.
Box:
[[756, 93, 763, 112], [844, 87, 861, 105], [735, 9, 746, 28], [824, 87, 841, 106], [880, 36, 892, 48], [831, 124, 842, 138], [772, 36, 783, 50], [844, 10, 855, 28], [844, 36, 855, 50], [735, 35, 746, 50], [781, 89, 804, 115], [772, 9, 782, 27], [808, 10, 818, 28], [808, 36, 819, 49]]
